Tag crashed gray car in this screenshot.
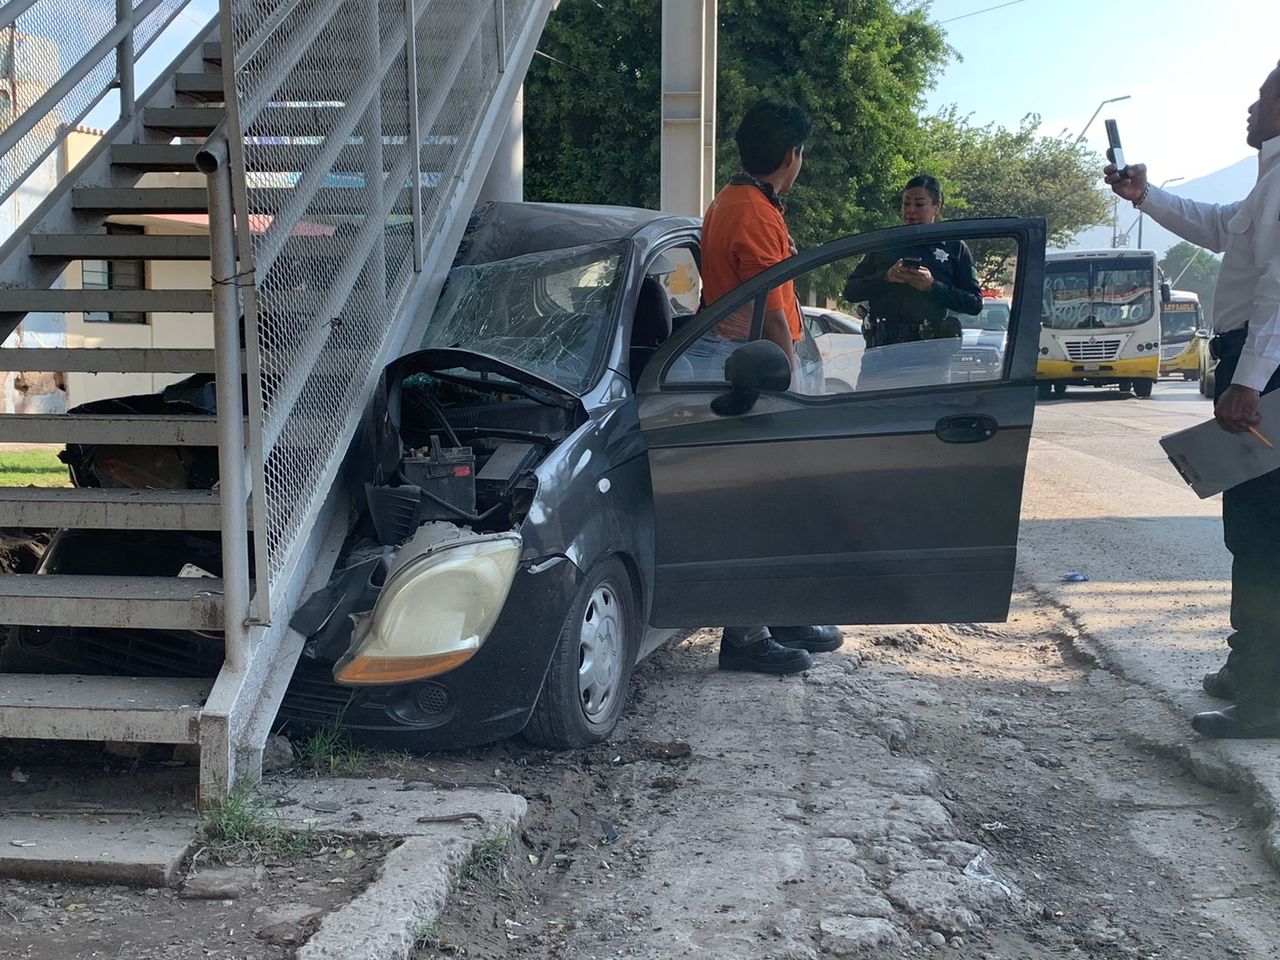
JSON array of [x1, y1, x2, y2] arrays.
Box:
[[7, 203, 1046, 752]]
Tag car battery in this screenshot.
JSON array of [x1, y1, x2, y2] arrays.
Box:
[[402, 436, 476, 520]]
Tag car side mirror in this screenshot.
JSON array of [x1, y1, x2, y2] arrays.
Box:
[[710, 340, 792, 416], [1160, 281, 1172, 304]]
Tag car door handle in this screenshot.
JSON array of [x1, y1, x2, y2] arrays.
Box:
[[935, 415, 998, 444]]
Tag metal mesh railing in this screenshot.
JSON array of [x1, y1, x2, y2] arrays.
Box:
[[0, 0, 198, 220], [218, 0, 548, 610]]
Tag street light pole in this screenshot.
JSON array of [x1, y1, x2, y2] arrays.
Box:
[[1074, 95, 1132, 146], [1137, 176, 1184, 248]]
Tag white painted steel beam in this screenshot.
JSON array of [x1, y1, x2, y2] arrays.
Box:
[[0, 414, 220, 445], [0, 348, 217, 373], [0, 575, 225, 630], [660, 0, 717, 217], [0, 289, 212, 312], [0, 488, 227, 530], [0, 675, 209, 744], [479, 86, 524, 203]]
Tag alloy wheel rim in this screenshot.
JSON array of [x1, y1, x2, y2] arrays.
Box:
[[578, 582, 623, 723]]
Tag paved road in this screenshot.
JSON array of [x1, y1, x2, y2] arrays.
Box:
[[1020, 378, 1280, 859]]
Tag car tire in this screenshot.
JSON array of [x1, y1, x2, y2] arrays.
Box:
[[1037, 383, 1052, 400], [524, 557, 638, 750], [1133, 380, 1154, 398]]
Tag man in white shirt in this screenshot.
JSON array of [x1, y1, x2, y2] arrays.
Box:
[[1106, 59, 1280, 738]]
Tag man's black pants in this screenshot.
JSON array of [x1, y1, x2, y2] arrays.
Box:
[[1214, 350, 1280, 716]]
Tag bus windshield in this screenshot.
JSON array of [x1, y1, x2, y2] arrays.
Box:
[[1042, 256, 1156, 330], [1161, 301, 1202, 342]]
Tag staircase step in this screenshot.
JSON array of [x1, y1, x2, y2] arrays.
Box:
[[1, 289, 212, 312], [111, 143, 201, 173], [0, 675, 211, 743], [142, 106, 225, 135], [74, 187, 210, 213], [0, 575, 224, 630], [0, 348, 217, 373], [30, 234, 210, 261], [0, 414, 218, 445], [174, 72, 225, 101], [0, 488, 224, 530]]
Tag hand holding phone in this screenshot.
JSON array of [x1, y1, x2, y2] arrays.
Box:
[[1105, 119, 1126, 174], [901, 257, 923, 271]]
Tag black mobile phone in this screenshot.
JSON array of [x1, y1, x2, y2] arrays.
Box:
[[1105, 119, 1126, 172], [902, 257, 923, 271]]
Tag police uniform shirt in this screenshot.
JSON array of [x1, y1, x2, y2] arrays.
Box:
[[843, 240, 983, 335], [1138, 135, 1280, 391]]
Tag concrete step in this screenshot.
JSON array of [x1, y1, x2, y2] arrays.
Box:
[[29, 234, 210, 260], [0, 347, 217, 373], [0, 414, 218, 445], [173, 72, 226, 101], [0, 674, 211, 743], [142, 106, 225, 135], [0, 288, 212, 312], [73, 187, 210, 213], [0, 575, 224, 630], [0, 488, 224, 530]]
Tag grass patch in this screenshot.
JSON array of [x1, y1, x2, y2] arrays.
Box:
[[294, 725, 372, 776], [412, 918, 442, 950], [0, 447, 70, 488], [462, 833, 512, 887], [196, 784, 322, 862]]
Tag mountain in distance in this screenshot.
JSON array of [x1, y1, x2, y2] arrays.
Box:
[[1066, 155, 1257, 255]]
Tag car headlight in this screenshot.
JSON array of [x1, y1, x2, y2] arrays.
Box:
[[333, 531, 522, 686]]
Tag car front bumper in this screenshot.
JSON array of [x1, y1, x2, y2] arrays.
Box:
[[1036, 356, 1159, 381], [278, 554, 583, 748]]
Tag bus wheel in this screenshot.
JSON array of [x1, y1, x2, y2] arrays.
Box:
[[1184, 370, 1200, 382], [1037, 383, 1052, 400], [1133, 380, 1154, 398], [1053, 383, 1067, 398]]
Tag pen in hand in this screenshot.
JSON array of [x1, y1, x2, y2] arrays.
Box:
[[1248, 426, 1274, 449]]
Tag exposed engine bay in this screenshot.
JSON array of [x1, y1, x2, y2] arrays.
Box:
[[290, 350, 584, 679]]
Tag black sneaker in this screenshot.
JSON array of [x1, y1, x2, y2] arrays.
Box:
[[769, 625, 844, 653], [1201, 665, 1237, 701], [719, 629, 813, 675]]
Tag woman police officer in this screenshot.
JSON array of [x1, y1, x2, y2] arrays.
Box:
[[843, 176, 983, 389]]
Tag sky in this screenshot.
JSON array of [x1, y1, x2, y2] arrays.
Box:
[[924, 0, 1274, 184]]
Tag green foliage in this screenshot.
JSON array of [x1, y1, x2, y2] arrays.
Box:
[[921, 110, 1110, 283], [294, 724, 371, 776], [526, 0, 949, 253], [1160, 240, 1223, 323], [462, 833, 512, 887], [196, 784, 321, 862]]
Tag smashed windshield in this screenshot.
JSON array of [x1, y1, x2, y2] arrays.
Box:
[[421, 241, 627, 392], [1042, 257, 1156, 330]]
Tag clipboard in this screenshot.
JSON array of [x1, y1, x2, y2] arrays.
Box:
[[1159, 390, 1280, 498]]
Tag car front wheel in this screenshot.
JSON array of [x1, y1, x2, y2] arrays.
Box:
[[524, 557, 638, 749]]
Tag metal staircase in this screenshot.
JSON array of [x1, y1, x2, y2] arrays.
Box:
[[0, 0, 553, 799]]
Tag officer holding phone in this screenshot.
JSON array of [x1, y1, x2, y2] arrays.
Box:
[[843, 175, 983, 387]]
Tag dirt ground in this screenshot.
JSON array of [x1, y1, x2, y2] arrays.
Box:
[[3, 586, 1280, 959], [409, 588, 1280, 960]]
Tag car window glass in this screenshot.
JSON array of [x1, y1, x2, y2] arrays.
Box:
[[663, 233, 1020, 396], [648, 246, 701, 317]]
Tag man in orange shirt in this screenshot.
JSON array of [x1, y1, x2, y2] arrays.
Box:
[[700, 98, 842, 675]]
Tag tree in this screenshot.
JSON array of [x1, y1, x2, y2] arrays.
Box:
[[1160, 240, 1223, 323], [525, 0, 950, 255], [920, 110, 1110, 284]]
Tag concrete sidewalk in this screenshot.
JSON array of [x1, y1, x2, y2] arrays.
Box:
[[1020, 434, 1280, 867]]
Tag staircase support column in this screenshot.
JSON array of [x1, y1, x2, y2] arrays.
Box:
[[478, 86, 523, 203], [660, 0, 717, 217], [196, 130, 255, 800]]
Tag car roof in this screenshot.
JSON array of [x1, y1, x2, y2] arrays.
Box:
[[454, 201, 700, 265]]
